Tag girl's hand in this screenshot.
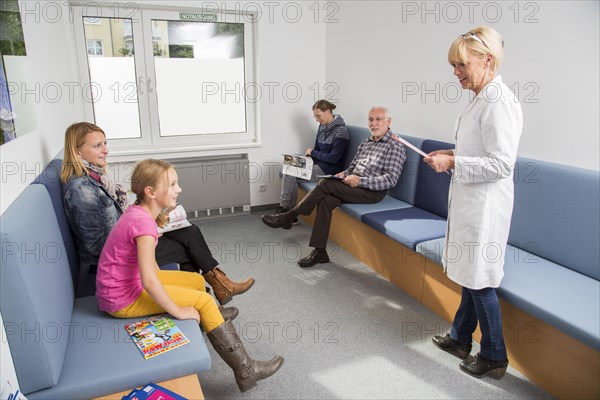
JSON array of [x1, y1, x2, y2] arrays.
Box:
[[175, 306, 200, 323]]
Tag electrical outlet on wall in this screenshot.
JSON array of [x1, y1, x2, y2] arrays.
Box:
[[259, 184, 267, 192]]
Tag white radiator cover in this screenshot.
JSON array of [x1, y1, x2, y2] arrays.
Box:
[[167, 155, 251, 221]]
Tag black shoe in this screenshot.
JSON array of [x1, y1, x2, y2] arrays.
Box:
[[274, 206, 299, 229], [432, 334, 472, 359], [261, 212, 296, 229], [283, 216, 299, 230], [460, 353, 508, 379], [298, 249, 330, 268]]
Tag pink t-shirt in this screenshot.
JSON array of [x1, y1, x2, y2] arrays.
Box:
[[96, 205, 158, 312]]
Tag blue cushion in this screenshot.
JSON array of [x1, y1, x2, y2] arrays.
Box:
[[27, 296, 211, 399], [413, 139, 454, 218], [509, 158, 600, 280], [0, 185, 74, 394], [387, 134, 425, 204], [499, 245, 600, 351], [298, 181, 317, 193], [340, 196, 412, 220], [31, 158, 80, 286], [415, 237, 446, 265], [416, 238, 600, 351], [362, 207, 447, 249], [344, 125, 372, 170]]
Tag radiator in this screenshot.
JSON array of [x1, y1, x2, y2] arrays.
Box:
[[166, 155, 251, 221]]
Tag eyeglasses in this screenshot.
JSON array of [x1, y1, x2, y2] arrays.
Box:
[[313, 113, 324, 119], [368, 117, 389, 123], [460, 32, 487, 48], [460, 32, 504, 48]]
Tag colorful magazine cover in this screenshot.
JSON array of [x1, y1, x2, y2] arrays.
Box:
[[124, 315, 189, 360], [121, 382, 187, 400]]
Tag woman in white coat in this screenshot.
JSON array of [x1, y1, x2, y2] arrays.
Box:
[[425, 26, 523, 378]]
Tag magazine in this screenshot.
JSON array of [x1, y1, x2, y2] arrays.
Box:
[[124, 315, 190, 360], [158, 204, 192, 234], [282, 154, 314, 180], [122, 382, 187, 400], [316, 174, 344, 181]]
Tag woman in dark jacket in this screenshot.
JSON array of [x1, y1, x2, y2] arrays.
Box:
[[277, 100, 350, 219]]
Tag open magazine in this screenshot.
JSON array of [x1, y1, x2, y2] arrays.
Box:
[[158, 204, 192, 234], [282, 154, 314, 180]]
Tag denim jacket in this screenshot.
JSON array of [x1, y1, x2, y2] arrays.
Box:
[[63, 175, 123, 265]]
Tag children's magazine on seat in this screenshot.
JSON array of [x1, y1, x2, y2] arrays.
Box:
[[125, 315, 190, 360]]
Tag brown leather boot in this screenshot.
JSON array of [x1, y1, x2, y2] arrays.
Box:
[[218, 305, 239, 321], [203, 267, 255, 305], [207, 320, 284, 392]]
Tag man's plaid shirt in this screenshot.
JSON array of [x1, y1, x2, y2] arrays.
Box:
[[343, 130, 406, 191]]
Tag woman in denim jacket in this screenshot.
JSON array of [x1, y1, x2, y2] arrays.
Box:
[[61, 122, 254, 306]]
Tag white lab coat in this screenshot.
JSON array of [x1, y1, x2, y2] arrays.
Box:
[[443, 75, 523, 289]]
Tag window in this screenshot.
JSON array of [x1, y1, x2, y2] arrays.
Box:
[[86, 40, 104, 56], [0, 0, 37, 146], [72, 3, 258, 155]]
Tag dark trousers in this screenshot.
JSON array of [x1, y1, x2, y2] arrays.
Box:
[[450, 286, 507, 361], [155, 224, 219, 274], [293, 179, 386, 249]]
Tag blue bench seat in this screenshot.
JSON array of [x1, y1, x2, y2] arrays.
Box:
[[362, 207, 447, 250], [28, 296, 210, 400], [416, 237, 600, 351], [1, 181, 211, 398]]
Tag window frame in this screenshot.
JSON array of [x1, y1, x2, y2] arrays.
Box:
[[71, 2, 260, 157], [86, 39, 104, 56]]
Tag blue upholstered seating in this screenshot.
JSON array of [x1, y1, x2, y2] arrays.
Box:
[[31, 158, 80, 286], [298, 125, 600, 352], [1, 165, 211, 398], [360, 138, 453, 249], [415, 158, 600, 350]]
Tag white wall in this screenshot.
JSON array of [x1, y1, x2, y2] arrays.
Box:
[[0, 0, 82, 214], [326, 1, 599, 170]]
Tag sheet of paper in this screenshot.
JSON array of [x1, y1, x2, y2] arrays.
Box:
[[395, 135, 451, 175], [395, 135, 428, 158]]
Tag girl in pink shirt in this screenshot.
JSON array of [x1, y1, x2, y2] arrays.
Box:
[[97, 159, 283, 392]]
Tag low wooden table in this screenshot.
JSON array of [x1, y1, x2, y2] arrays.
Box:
[[93, 374, 203, 400]]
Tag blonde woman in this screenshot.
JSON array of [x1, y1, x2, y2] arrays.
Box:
[[61, 122, 254, 306], [427, 26, 523, 378]]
